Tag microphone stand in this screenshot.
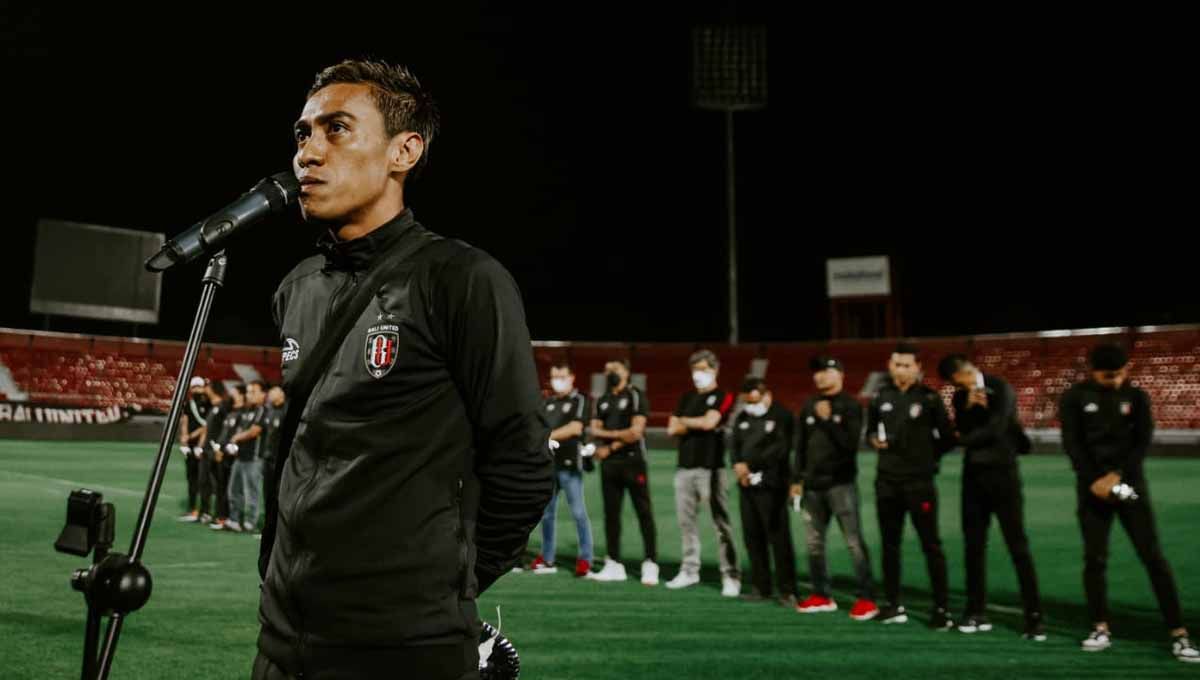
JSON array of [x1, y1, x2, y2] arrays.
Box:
[[55, 251, 229, 680]]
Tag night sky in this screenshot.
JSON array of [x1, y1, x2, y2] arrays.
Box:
[[4, 5, 1195, 347]]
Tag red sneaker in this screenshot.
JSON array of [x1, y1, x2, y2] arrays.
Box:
[[796, 595, 838, 613], [530, 555, 548, 570], [849, 598, 880, 621], [530, 555, 558, 574], [575, 559, 592, 578]]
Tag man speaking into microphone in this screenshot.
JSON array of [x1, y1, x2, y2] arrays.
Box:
[[254, 60, 554, 680]]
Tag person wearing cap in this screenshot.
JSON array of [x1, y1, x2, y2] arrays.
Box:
[[791, 356, 877, 620], [665, 349, 741, 597], [528, 361, 596, 578], [732, 377, 797, 607], [867, 342, 956, 629], [1060, 342, 1198, 663], [177, 376, 211, 523], [937, 354, 1044, 640]]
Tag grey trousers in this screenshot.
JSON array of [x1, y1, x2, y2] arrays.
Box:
[[674, 467, 740, 579], [803, 482, 874, 599], [228, 458, 263, 527]]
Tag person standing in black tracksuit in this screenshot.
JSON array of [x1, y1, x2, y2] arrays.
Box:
[[938, 354, 1044, 640], [259, 385, 286, 538], [255, 60, 553, 680], [177, 376, 210, 523], [731, 376, 797, 607], [197, 381, 230, 524], [867, 343, 956, 629], [791, 357, 877, 621], [1060, 343, 1198, 663], [210, 383, 245, 531], [589, 359, 659, 586]]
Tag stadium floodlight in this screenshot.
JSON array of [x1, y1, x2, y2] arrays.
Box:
[[691, 24, 767, 344]]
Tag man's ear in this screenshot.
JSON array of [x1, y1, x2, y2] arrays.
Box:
[[389, 131, 425, 175]]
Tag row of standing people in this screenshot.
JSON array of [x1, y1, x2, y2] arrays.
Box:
[[176, 378, 287, 534], [528, 342, 1198, 664]]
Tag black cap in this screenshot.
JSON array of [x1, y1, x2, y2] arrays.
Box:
[[1089, 343, 1129, 371], [741, 375, 768, 393], [810, 356, 844, 373]]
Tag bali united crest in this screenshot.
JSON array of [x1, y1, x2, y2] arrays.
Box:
[[364, 324, 400, 379]]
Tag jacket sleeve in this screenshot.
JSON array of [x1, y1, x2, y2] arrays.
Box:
[[773, 410, 796, 480], [439, 250, 555, 594], [1059, 387, 1092, 479], [959, 381, 1016, 449], [793, 403, 809, 484], [930, 393, 957, 456], [815, 396, 862, 455]]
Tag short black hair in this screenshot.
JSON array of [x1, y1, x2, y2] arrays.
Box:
[[208, 381, 227, 398], [741, 376, 768, 394], [689, 349, 719, 369], [1089, 343, 1129, 371], [938, 354, 969, 381], [309, 59, 440, 178], [549, 360, 574, 373], [227, 382, 245, 397], [893, 342, 920, 358], [608, 358, 631, 371], [248, 379, 267, 391]]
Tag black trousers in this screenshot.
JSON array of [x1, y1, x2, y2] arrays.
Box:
[[876, 476, 949, 610], [261, 457, 277, 527], [196, 448, 217, 517], [1077, 481, 1184, 629], [600, 455, 657, 562], [739, 486, 796, 597], [184, 450, 201, 511], [962, 464, 1041, 617], [210, 455, 233, 519], [251, 651, 480, 680]]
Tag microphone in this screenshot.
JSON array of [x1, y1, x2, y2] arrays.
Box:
[[145, 172, 301, 272]]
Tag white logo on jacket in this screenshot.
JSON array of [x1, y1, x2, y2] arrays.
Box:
[[1084, 403, 1099, 413], [1120, 401, 1132, 416], [880, 402, 894, 413], [707, 394, 717, 406], [281, 338, 300, 363], [562, 403, 572, 413], [765, 420, 776, 433], [909, 403, 923, 419], [739, 421, 750, 430], [600, 402, 610, 412], [618, 399, 628, 410]]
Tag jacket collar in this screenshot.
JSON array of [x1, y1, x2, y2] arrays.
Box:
[[317, 209, 416, 272]]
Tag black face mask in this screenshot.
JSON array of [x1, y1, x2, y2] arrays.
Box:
[[606, 372, 622, 388]]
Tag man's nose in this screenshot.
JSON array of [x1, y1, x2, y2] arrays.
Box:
[[296, 134, 326, 168]]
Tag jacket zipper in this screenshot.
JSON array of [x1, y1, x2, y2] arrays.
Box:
[[288, 268, 359, 668]]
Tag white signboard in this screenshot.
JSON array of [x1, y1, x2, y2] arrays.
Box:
[[827, 256, 891, 298]]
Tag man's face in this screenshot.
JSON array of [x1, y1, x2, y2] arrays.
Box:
[[605, 361, 629, 383], [813, 368, 842, 393], [550, 367, 575, 395], [889, 353, 920, 386], [246, 383, 265, 407], [190, 385, 205, 397], [293, 83, 396, 223], [951, 365, 978, 391], [230, 390, 245, 409], [1092, 365, 1129, 389], [268, 387, 285, 407]]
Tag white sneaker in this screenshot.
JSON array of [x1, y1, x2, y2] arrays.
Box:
[[177, 512, 199, 523], [241, 521, 255, 532], [640, 560, 660, 586], [1172, 635, 1200, 663], [1081, 628, 1112, 652], [592, 558, 628, 582], [721, 576, 742, 598], [208, 521, 225, 530], [532, 563, 558, 575], [224, 519, 242, 532], [665, 571, 700, 590]]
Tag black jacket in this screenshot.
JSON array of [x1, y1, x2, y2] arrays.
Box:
[[1060, 379, 1153, 487], [867, 378, 955, 481], [951, 373, 1024, 467], [544, 390, 590, 471], [258, 210, 554, 671], [732, 402, 793, 489], [794, 391, 863, 490]]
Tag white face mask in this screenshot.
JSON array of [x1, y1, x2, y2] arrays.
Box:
[[551, 377, 572, 394], [692, 369, 716, 390], [743, 401, 767, 417]]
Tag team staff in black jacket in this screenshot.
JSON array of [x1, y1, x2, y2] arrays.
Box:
[[197, 381, 231, 526], [1060, 343, 1198, 663], [791, 357, 877, 621], [176, 376, 210, 523], [255, 60, 553, 680], [867, 343, 956, 629], [939, 354, 1044, 640], [210, 383, 245, 531], [732, 377, 797, 606]]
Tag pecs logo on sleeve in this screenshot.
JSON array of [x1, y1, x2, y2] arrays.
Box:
[[364, 324, 401, 379], [281, 338, 301, 363]]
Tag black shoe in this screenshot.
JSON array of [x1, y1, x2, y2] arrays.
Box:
[[878, 605, 908, 625], [777, 594, 798, 609], [958, 613, 993, 634], [1023, 613, 1047, 642], [930, 608, 954, 631]]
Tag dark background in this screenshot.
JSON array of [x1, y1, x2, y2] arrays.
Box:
[[3, 4, 1194, 346]]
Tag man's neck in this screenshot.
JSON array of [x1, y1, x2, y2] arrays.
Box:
[[610, 382, 627, 395], [895, 380, 915, 393], [697, 383, 718, 395], [334, 195, 406, 241], [819, 386, 842, 397]]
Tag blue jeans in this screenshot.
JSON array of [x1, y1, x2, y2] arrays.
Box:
[[541, 469, 594, 563], [228, 458, 263, 527]]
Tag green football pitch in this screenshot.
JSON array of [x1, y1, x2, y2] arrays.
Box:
[[1, 439, 1197, 679]]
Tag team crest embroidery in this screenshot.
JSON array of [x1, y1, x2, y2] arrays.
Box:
[[765, 420, 776, 433], [1120, 401, 1132, 416], [1084, 403, 1100, 413], [807, 416, 816, 425], [833, 414, 842, 424], [600, 402, 609, 411], [619, 398, 629, 410], [364, 324, 400, 379], [881, 402, 894, 412], [562, 403, 572, 413], [909, 403, 923, 419], [546, 403, 556, 411], [739, 421, 750, 430], [707, 394, 717, 406]]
